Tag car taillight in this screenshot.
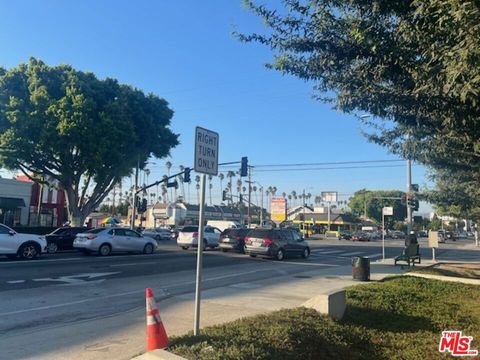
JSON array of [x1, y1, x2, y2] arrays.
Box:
[[263, 238, 273, 245], [86, 234, 97, 240], [193, 232, 198, 238], [235, 236, 241, 240], [245, 236, 252, 244]]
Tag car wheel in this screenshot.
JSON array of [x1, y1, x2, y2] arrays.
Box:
[[221, 248, 228, 252], [202, 239, 208, 251], [46, 242, 58, 254], [143, 243, 154, 254], [155, 235, 161, 241], [249, 254, 257, 258], [181, 246, 189, 250], [98, 244, 111, 256], [275, 248, 285, 261], [302, 247, 310, 259], [19, 243, 39, 260]]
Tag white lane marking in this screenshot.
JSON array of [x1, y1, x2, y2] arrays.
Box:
[[110, 262, 156, 267], [0, 289, 145, 317], [276, 261, 339, 267], [367, 253, 383, 259], [0, 251, 183, 265], [33, 272, 120, 285], [0, 269, 266, 317], [339, 251, 363, 256], [7, 280, 25, 284], [311, 250, 343, 254]]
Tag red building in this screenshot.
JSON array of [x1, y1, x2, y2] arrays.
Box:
[[16, 176, 66, 227]]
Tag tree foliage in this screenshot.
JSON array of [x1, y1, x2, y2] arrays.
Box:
[[348, 189, 406, 223], [424, 168, 480, 221], [239, 0, 480, 172], [0, 58, 178, 225]]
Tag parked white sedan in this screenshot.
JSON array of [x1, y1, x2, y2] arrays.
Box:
[[177, 225, 221, 250], [0, 224, 47, 260]]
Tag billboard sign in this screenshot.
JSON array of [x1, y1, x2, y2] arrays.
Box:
[[382, 206, 394, 216], [321, 191, 337, 202], [271, 198, 287, 222]]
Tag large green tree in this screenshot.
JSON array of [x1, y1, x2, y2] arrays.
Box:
[[239, 0, 480, 173], [0, 58, 178, 225], [424, 168, 480, 222], [348, 189, 407, 223]]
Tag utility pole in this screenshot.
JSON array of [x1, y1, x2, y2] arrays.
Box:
[[303, 189, 306, 235], [406, 159, 413, 234], [247, 167, 252, 227], [260, 186, 264, 226], [131, 157, 139, 229]]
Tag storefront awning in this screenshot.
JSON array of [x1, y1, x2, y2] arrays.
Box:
[[0, 197, 26, 209]]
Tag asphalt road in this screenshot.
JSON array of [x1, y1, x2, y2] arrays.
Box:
[[0, 236, 478, 359]]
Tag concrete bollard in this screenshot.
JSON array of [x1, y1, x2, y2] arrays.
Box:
[[302, 289, 346, 320]]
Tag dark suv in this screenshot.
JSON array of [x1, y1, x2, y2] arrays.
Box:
[[219, 228, 250, 253], [244, 228, 310, 260], [45, 227, 91, 253]]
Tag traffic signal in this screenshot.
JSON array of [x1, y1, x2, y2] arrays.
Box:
[[137, 197, 148, 213], [411, 184, 419, 192], [183, 167, 191, 183], [240, 156, 248, 177], [412, 199, 419, 211], [239, 194, 243, 202], [222, 190, 228, 201]]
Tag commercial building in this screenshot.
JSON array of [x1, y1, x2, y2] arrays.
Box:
[[0, 176, 66, 227]]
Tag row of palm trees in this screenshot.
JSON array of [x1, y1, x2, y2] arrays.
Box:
[[103, 162, 348, 212]]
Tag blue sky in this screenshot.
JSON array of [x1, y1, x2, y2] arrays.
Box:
[[0, 0, 430, 210]]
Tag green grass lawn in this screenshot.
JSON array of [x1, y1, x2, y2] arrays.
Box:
[[169, 276, 480, 360]]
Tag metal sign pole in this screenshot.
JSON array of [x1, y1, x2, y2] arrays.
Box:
[[432, 247, 436, 262], [382, 212, 385, 262], [194, 173, 206, 336]]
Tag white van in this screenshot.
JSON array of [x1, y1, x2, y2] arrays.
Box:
[[206, 220, 244, 232]]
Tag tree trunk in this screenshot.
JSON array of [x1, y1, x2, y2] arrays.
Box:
[[64, 186, 89, 226]]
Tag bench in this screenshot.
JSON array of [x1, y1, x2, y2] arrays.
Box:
[[394, 243, 421, 266]]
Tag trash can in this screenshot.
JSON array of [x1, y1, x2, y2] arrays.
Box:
[[352, 256, 370, 281]]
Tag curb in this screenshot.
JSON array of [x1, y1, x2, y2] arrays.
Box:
[[405, 272, 480, 285], [132, 349, 187, 360]]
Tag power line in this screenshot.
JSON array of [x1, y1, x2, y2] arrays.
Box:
[[219, 159, 406, 169], [254, 164, 414, 172]]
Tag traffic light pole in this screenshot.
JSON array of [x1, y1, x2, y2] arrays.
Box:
[[131, 157, 139, 229], [406, 159, 413, 234]]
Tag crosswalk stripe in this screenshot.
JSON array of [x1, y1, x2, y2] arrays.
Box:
[[338, 251, 363, 256], [312, 250, 343, 254]]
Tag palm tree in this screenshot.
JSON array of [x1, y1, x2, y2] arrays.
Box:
[[178, 165, 186, 199], [282, 192, 286, 199], [307, 193, 312, 207], [253, 185, 258, 205], [288, 194, 292, 208], [226, 171, 235, 198], [265, 190, 270, 212], [218, 173, 224, 201], [144, 168, 150, 187], [150, 192, 155, 205], [162, 175, 169, 203], [161, 185, 168, 204], [271, 186, 277, 198], [291, 191, 297, 207]]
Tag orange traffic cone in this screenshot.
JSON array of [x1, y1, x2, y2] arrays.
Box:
[[146, 288, 169, 351]]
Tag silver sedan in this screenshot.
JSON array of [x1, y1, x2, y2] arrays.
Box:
[[73, 227, 157, 256]]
